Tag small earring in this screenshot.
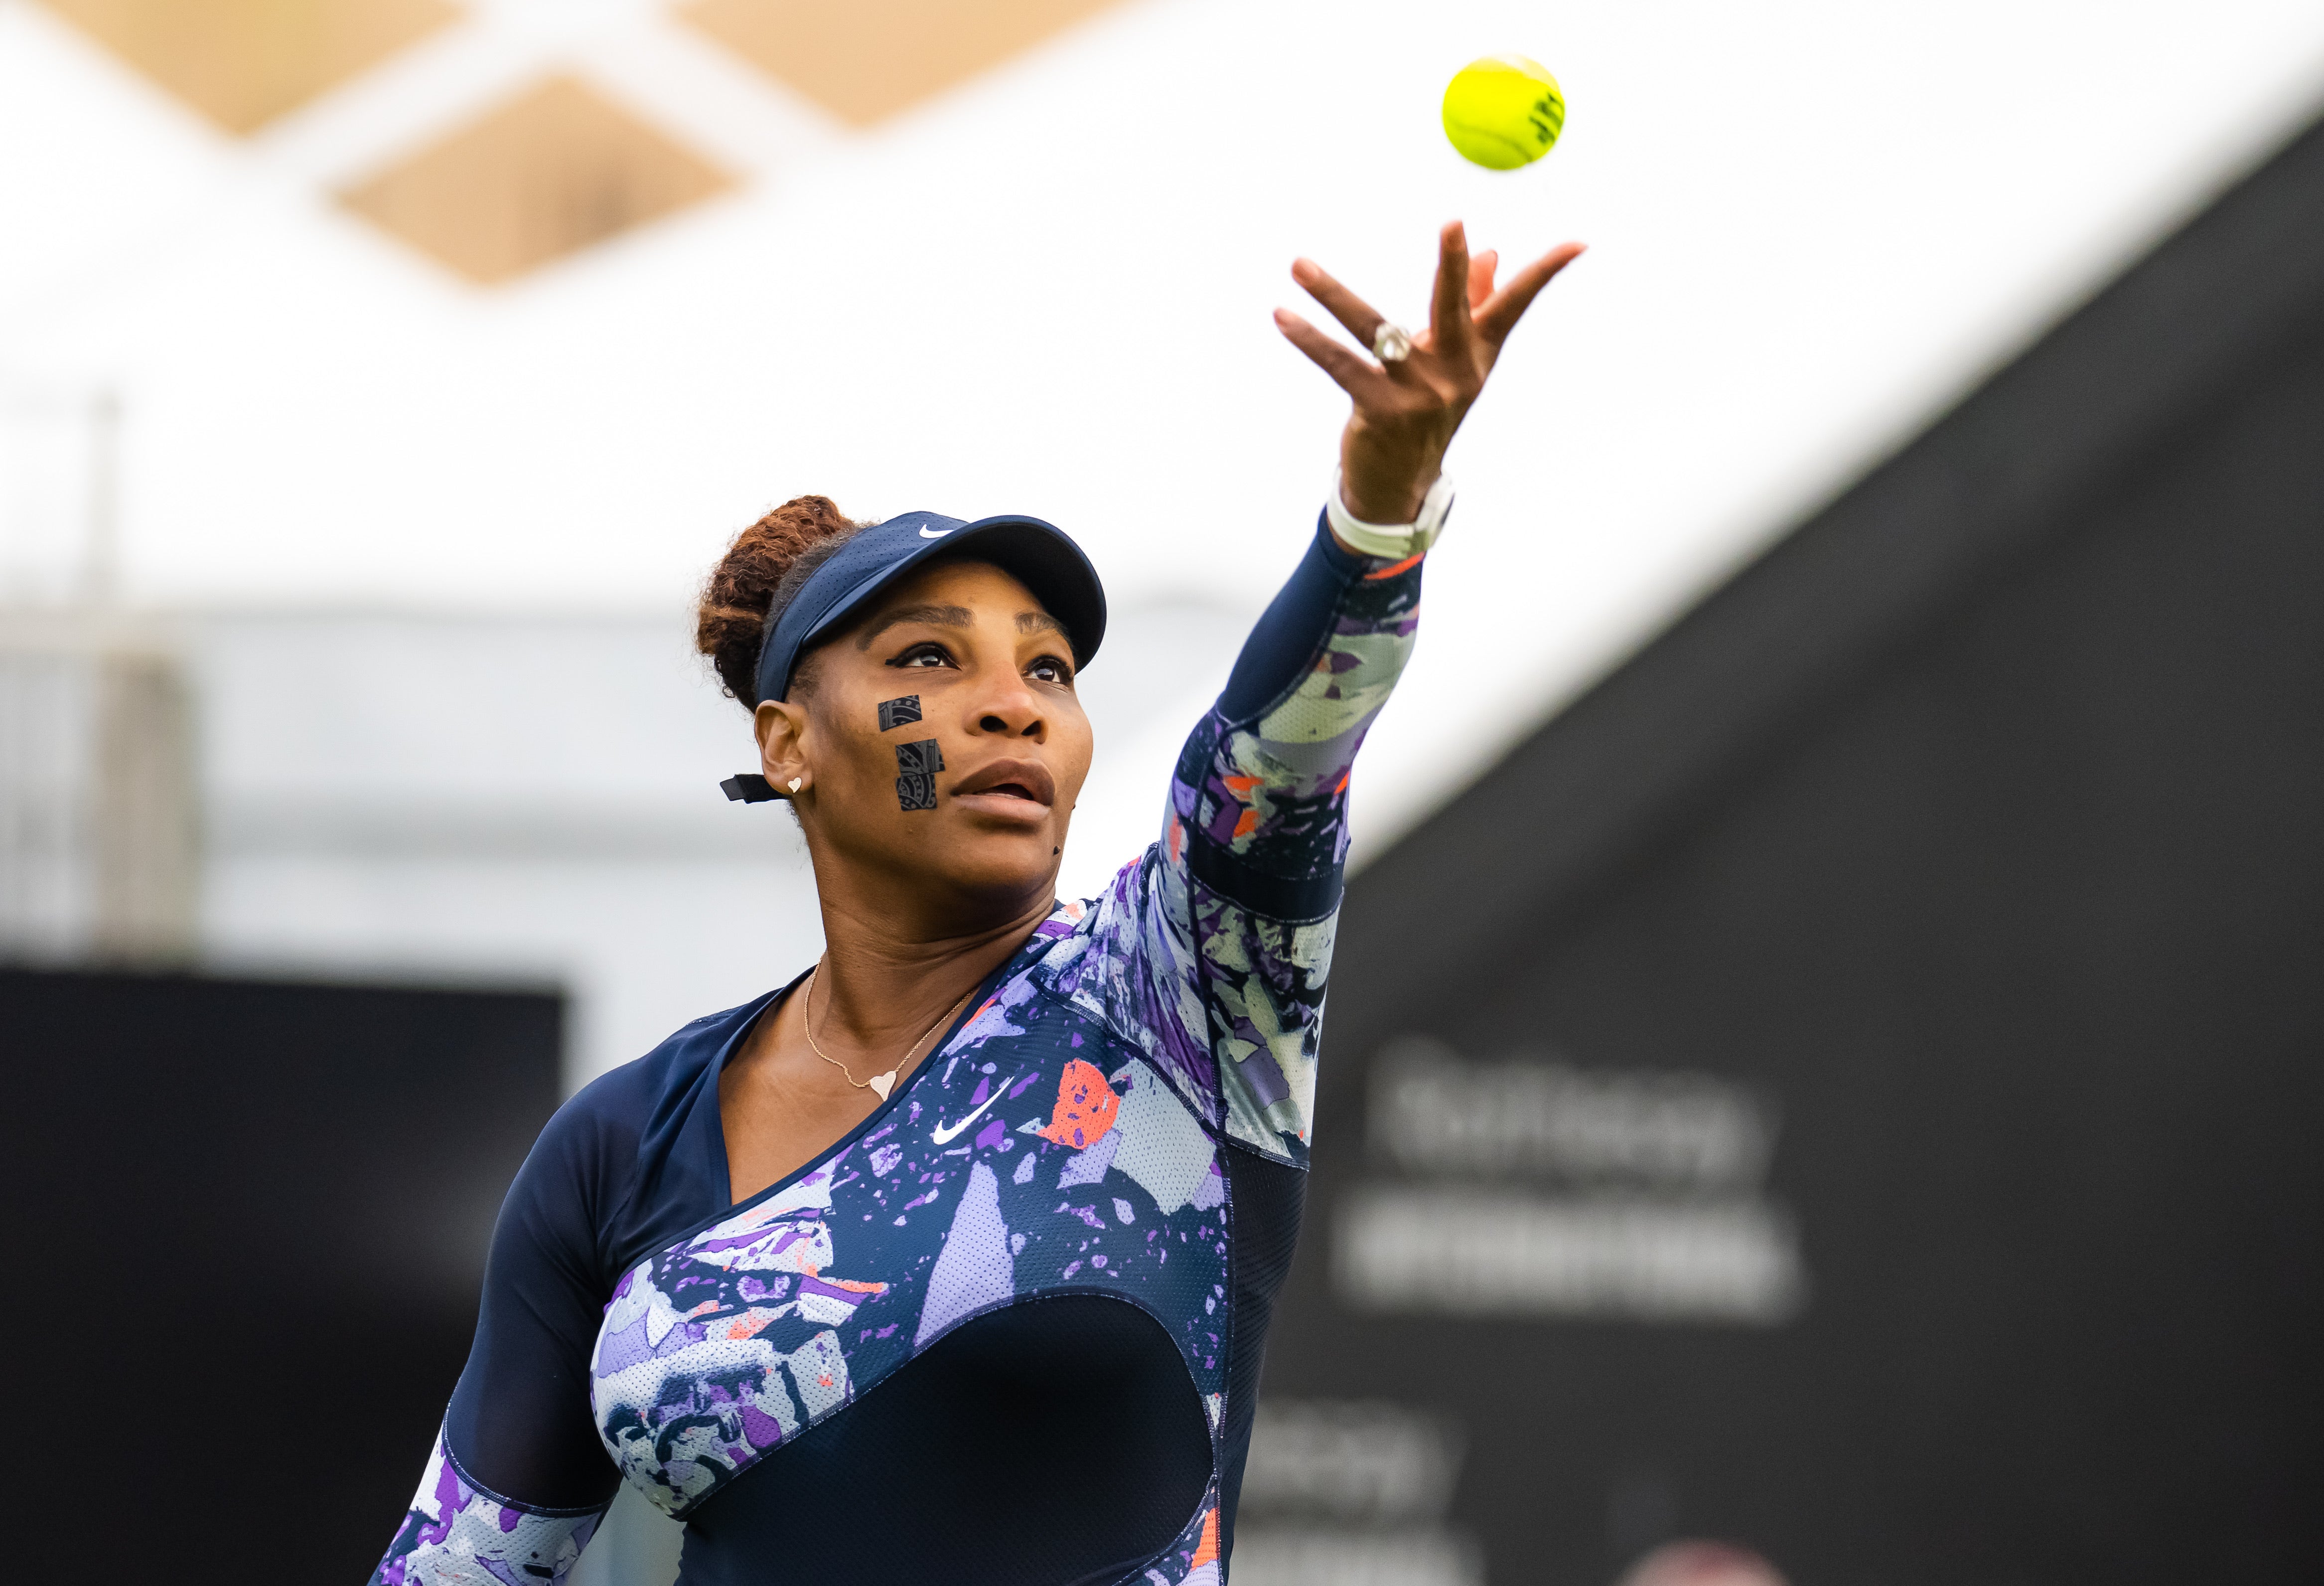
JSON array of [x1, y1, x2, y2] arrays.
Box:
[[787, 777, 804, 793]]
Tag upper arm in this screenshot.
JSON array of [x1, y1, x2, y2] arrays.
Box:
[[1178, 517, 1425, 1160], [442, 1116, 628, 1506], [368, 1101, 626, 1584], [1039, 515, 1426, 1163]]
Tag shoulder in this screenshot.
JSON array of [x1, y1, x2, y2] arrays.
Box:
[[509, 991, 781, 1271], [547, 997, 760, 1158]]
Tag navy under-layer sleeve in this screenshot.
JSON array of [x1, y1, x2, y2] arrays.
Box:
[[1217, 510, 1374, 721], [447, 1104, 629, 1506], [366, 1006, 764, 1584]]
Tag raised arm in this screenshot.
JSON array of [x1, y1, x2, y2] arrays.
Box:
[[1036, 224, 1582, 1159], [1165, 517, 1425, 1160]]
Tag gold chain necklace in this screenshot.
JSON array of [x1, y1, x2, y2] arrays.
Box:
[[801, 965, 975, 1102]]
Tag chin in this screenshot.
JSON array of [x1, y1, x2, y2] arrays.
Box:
[[923, 823, 1063, 901]]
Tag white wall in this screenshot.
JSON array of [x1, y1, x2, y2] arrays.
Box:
[[186, 598, 1245, 1089]]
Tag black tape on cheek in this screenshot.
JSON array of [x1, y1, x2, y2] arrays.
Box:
[[877, 695, 922, 732], [894, 738, 944, 811]]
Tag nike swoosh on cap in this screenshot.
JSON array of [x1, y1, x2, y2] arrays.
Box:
[[931, 1072, 1021, 1144], [919, 527, 954, 538]]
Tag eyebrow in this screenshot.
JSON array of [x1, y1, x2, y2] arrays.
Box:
[[1017, 611, 1070, 640], [857, 603, 973, 648]]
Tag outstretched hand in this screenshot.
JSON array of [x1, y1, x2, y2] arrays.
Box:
[[1276, 222, 1584, 526]]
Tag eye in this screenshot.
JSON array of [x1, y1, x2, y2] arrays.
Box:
[[888, 642, 956, 670], [1027, 653, 1073, 686]]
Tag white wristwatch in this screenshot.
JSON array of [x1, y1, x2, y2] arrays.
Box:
[[1325, 468, 1457, 560]]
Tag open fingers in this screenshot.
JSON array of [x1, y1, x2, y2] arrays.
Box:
[[1473, 241, 1586, 347], [1273, 309, 1394, 402], [1429, 221, 1476, 362], [1468, 249, 1499, 314], [1291, 258, 1390, 348]]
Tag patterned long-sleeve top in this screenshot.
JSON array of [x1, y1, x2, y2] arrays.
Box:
[[370, 511, 1426, 1586]]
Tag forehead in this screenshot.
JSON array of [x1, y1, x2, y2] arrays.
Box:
[[859, 557, 1048, 626]]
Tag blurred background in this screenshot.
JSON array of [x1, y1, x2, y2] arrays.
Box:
[[2, 1, 2321, 1582]]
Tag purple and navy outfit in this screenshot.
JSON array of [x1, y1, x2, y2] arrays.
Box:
[[370, 513, 1427, 1585]]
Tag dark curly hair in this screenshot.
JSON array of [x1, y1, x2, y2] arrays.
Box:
[[695, 495, 868, 708]]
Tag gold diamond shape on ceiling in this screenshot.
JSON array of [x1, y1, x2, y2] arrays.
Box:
[[681, 0, 1127, 127], [35, 0, 460, 135], [339, 75, 733, 285]]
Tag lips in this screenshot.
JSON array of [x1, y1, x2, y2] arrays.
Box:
[[950, 757, 1056, 809]]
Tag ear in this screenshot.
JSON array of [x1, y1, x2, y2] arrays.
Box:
[[754, 698, 812, 795]]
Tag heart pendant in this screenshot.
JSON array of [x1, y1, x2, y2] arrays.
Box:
[[867, 1071, 896, 1101]]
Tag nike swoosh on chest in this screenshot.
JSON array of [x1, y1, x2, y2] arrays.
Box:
[[930, 1069, 1024, 1144]]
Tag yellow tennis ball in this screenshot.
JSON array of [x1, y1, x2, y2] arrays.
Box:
[[1442, 55, 1565, 170]]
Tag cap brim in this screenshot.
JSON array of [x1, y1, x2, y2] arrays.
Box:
[[798, 513, 1108, 671]]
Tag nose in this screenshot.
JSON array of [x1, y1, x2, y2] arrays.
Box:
[[972, 676, 1046, 742]]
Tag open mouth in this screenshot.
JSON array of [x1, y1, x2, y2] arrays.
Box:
[[951, 758, 1056, 809]]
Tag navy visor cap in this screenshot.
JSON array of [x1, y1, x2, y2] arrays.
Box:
[[751, 510, 1107, 708]]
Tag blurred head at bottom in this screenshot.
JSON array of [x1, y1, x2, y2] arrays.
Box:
[[1615, 1541, 1789, 1586]]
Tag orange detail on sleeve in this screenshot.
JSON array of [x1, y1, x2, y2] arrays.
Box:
[[1232, 809, 1260, 840], [1221, 775, 1263, 798], [1334, 770, 1350, 795], [1189, 1508, 1220, 1569], [1363, 551, 1426, 581], [1037, 1058, 1121, 1151]]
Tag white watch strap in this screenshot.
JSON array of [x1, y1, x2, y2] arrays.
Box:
[[1325, 468, 1456, 560]]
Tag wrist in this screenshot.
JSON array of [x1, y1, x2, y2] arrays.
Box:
[[1326, 468, 1456, 560], [1341, 477, 1428, 524]]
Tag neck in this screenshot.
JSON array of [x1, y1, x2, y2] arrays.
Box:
[[804, 882, 1053, 1060]]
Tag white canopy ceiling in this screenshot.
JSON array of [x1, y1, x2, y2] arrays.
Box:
[[5, 0, 2323, 856]]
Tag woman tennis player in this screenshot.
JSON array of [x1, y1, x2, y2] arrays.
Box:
[[371, 222, 1581, 1586]]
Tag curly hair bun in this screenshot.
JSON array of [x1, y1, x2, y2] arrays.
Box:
[[697, 495, 865, 706]]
